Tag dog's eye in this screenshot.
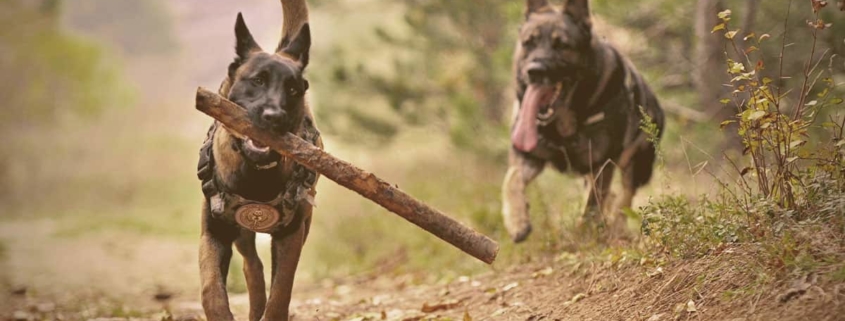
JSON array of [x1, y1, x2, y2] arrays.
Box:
[[250, 76, 265, 87], [522, 37, 535, 48], [288, 86, 298, 96], [553, 37, 568, 50]]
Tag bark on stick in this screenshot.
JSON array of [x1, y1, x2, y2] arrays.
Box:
[[195, 87, 499, 264]]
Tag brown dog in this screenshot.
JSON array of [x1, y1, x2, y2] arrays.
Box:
[[502, 0, 665, 242], [195, 1, 318, 320]]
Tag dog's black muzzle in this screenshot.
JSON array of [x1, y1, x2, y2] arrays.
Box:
[[525, 61, 580, 85]]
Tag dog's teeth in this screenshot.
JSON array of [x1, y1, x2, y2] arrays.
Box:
[[247, 139, 270, 152]]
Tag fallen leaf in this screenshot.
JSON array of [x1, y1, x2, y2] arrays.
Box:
[[686, 300, 697, 312], [532, 267, 554, 278], [646, 313, 665, 321], [501, 282, 519, 292], [646, 267, 664, 278], [463, 310, 473, 321], [565, 293, 587, 305], [421, 299, 463, 313]]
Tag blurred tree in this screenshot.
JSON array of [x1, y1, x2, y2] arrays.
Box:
[[0, 0, 130, 201], [314, 0, 522, 156], [63, 0, 178, 56], [0, 0, 128, 126]]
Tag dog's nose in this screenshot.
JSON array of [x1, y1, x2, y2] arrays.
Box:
[[261, 108, 287, 124], [526, 62, 550, 83]]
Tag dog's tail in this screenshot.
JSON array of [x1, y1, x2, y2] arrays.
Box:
[[277, 0, 309, 51]]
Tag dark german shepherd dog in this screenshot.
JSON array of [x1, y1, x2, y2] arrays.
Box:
[[502, 0, 665, 242], [195, 1, 318, 320]]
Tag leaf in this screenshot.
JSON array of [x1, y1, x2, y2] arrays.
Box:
[[790, 140, 806, 148], [740, 167, 752, 176], [711, 23, 726, 33], [718, 9, 732, 21], [532, 267, 554, 278], [725, 30, 739, 39], [743, 32, 756, 41], [720, 98, 732, 105], [421, 299, 464, 313], [831, 98, 844, 105], [745, 46, 759, 54], [463, 311, 473, 321], [763, 77, 773, 85], [565, 293, 588, 305], [502, 282, 519, 292], [787, 156, 799, 163], [728, 61, 746, 74], [805, 100, 818, 106], [686, 300, 697, 313], [759, 33, 771, 42], [749, 110, 766, 120], [720, 120, 736, 129]]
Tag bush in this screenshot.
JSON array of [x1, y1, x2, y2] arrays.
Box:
[[638, 1, 845, 270]]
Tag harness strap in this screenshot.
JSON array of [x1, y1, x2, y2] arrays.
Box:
[[197, 122, 218, 200]]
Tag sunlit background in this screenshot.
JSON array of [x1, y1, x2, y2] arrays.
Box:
[[0, 0, 843, 317]]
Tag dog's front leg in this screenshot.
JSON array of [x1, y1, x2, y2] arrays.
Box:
[[263, 209, 312, 321], [501, 148, 546, 243], [235, 230, 266, 321], [199, 207, 239, 321]]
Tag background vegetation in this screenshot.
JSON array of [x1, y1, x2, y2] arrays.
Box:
[[0, 0, 842, 316]]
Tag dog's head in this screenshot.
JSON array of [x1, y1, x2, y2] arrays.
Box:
[[512, 0, 593, 152], [225, 13, 311, 165]]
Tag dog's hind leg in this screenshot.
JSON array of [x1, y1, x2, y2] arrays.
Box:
[[264, 208, 312, 321], [199, 203, 239, 321], [501, 149, 546, 243], [235, 230, 266, 321]]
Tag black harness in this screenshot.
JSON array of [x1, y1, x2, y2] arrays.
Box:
[[196, 118, 321, 232]]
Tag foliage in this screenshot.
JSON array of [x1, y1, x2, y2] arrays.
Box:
[[639, 1, 845, 273], [0, 0, 131, 126], [717, 5, 844, 210], [313, 0, 522, 155]]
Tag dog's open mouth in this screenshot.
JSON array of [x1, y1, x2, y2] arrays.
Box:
[[239, 138, 281, 170], [512, 83, 563, 152]]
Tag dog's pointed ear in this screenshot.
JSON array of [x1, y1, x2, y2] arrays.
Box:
[[277, 23, 311, 69], [564, 0, 592, 29], [525, 0, 550, 17], [234, 12, 262, 59]]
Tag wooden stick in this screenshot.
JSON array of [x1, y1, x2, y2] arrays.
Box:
[[195, 87, 499, 264]]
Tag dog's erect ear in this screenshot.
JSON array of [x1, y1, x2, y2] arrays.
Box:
[[564, 0, 592, 29], [277, 23, 311, 69], [234, 12, 262, 59], [525, 0, 550, 17]]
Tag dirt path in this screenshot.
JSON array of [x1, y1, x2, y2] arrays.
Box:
[[5, 245, 843, 321]]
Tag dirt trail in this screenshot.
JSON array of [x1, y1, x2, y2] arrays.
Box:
[[4, 245, 843, 321]]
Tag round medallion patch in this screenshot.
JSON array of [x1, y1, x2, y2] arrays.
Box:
[[235, 204, 281, 233]]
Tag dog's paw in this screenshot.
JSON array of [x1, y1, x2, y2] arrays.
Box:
[[508, 223, 532, 243]]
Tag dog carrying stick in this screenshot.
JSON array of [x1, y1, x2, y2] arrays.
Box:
[[195, 87, 499, 264]]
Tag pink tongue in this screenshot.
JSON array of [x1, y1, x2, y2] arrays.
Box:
[[512, 85, 556, 152]]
